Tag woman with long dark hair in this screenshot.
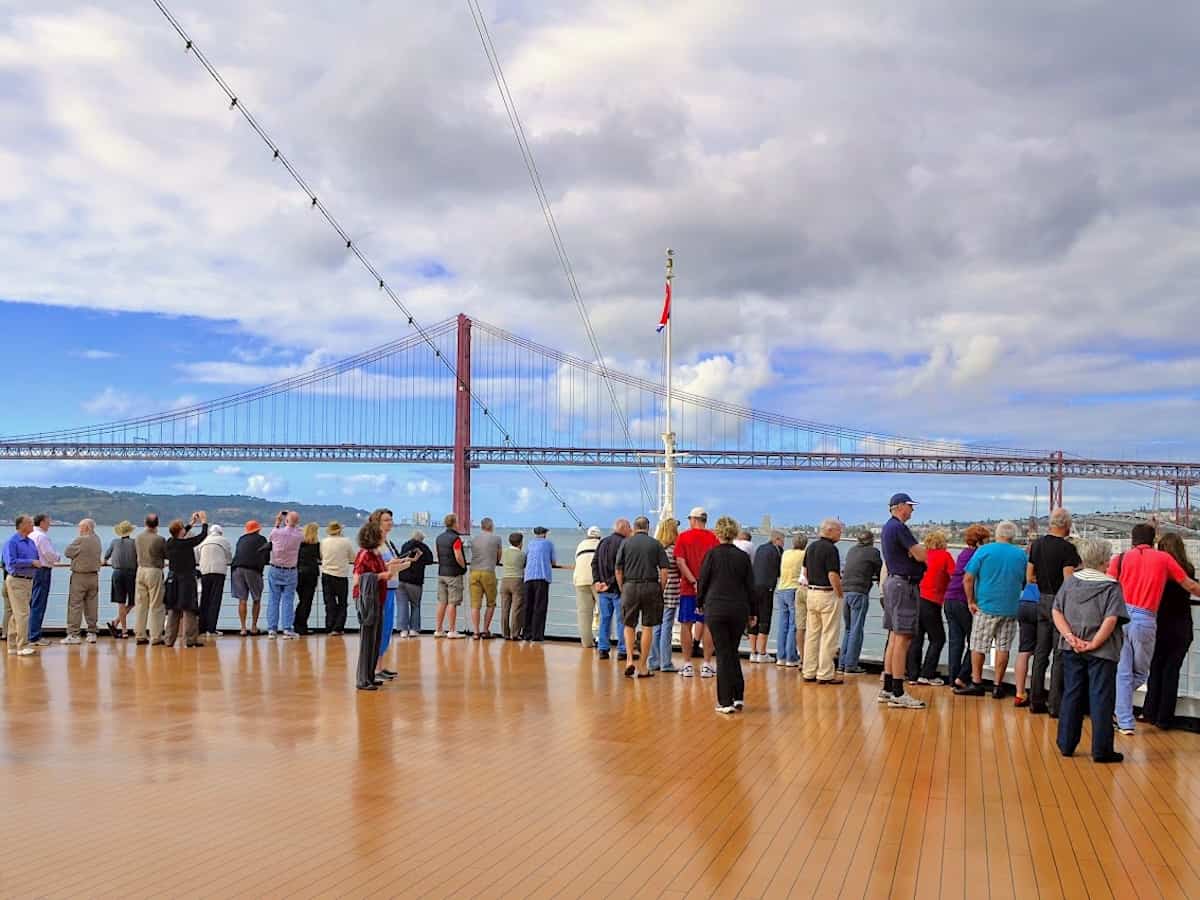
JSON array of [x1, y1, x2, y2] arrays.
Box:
[[697, 515, 756, 714], [1141, 533, 1198, 729], [293, 523, 322, 635]]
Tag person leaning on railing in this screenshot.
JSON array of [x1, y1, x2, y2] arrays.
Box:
[[3, 515, 43, 656], [320, 522, 356, 636], [62, 519, 102, 645], [697, 515, 756, 714], [104, 520, 138, 639], [163, 512, 208, 648]]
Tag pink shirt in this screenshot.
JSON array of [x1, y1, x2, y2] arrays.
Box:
[[268, 526, 303, 568], [1107, 544, 1188, 614]]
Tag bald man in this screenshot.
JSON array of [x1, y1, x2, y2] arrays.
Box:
[[63, 519, 103, 644]]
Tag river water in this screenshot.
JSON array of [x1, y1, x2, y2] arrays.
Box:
[[17, 524, 889, 657]]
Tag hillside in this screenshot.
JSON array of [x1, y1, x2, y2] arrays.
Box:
[[0, 486, 370, 526]]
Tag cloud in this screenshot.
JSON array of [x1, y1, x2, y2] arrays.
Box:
[[245, 473, 289, 499], [76, 348, 117, 360], [405, 478, 442, 496], [81, 386, 136, 417], [315, 472, 396, 497], [3, 1, 1200, 464], [212, 465, 242, 476], [512, 486, 533, 515]]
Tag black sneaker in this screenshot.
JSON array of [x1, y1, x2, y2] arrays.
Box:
[[992, 685, 1007, 700], [954, 682, 986, 696], [136, 638, 149, 646], [1093, 751, 1124, 764], [598, 650, 610, 660], [617, 651, 628, 661]]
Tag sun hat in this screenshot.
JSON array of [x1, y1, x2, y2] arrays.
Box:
[[587, 525, 602, 538], [244, 520, 261, 533]]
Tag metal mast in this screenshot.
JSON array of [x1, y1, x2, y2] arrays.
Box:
[[658, 249, 677, 523]]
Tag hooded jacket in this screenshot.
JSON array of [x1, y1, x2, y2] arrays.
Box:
[[197, 526, 234, 575], [1052, 571, 1129, 663]]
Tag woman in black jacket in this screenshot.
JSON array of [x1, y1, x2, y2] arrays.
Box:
[[697, 515, 757, 713], [1142, 533, 1198, 729], [294, 523, 322, 635], [164, 512, 208, 648]]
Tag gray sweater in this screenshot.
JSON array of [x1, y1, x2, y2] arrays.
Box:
[[1052, 572, 1129, 663]]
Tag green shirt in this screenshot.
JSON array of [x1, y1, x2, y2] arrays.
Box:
[[501, 546, 527, 580]]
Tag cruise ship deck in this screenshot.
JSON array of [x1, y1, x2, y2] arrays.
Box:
[[3, 635, 1199, 899]]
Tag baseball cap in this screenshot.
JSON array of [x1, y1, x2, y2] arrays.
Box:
[[687, 506, 707, 519], [244, 520, 261, 533], [533, 525, 548, 535], [586, 525, 602, 538], [888, 493, 918, 508]]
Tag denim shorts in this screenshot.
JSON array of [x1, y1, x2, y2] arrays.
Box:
[[678, 595, 704, 623]]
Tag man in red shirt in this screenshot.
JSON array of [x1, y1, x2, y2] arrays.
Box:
[[1108, 523, 1200, 734], [673, 507, 719, 678]]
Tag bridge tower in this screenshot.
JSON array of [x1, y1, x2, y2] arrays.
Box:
[[1047, 449, 1065, 516], [1170, 479, 1197, 529], [453, 314, 473, 531]]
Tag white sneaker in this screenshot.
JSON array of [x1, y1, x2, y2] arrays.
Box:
[[784, 660, 800, 668], [34, 638, 51, 647], [267, 631, 278, 639], [18, 647, 37, 656], [775, 658, 788, 667], [715, 705, 736, 715], [761, 654, 776, 664], [434, 630, 446, 638], [916, 677, 945, 686], [61, 635, 82, 645], [888, 693, 927, 709], [700, 664, 716, 679], [282, 631, 298, 640], [733, 700, 745, 710], [877, 689, 895, 704], [748, 653, 759, 663], [447, 631, 465, 640], [680, 664, 695, 677], [86, 633, 97, 644], [211, 631, 223, 638]]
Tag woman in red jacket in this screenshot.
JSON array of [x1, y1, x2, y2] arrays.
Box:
[[906, 530, 955, 685]]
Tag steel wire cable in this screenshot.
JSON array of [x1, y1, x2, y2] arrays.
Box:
[[139, 0, 585, 525], [464, 0, 654, 512]]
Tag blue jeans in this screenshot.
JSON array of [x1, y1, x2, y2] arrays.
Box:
[[1116, 605, 1157, 730], [396, 583, 422, 633], [650, 604, 678, 670], [598, 591, 626, 653], [773, 589, 797, 663], [28, 566, 52, 641], [839, 591, 869, 669], [266, 567, 298, 632], [1058, 651, 1117, 758]]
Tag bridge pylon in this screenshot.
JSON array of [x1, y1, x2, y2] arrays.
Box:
[[453, 314, 472, 531]]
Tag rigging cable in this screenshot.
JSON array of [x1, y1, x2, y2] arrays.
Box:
[[150, 0, 585, 526], [464, 0, 655, 512]]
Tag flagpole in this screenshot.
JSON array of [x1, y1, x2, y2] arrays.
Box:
[[660, 248, 676, 523]]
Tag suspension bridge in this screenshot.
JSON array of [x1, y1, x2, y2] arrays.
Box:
[[2, 313, 1198, 526]]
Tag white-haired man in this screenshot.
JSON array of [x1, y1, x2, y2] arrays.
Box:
[[63, 519, 102, 644], [1025, 508, 1081, 714], [674, 507, 719, 677], [802, 519, 844, 683], [956, 520, 1027, 698]]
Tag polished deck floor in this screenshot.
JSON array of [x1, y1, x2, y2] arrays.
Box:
[[3, 635, 1200, 899]]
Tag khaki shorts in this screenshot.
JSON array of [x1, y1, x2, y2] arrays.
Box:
[[468, 570, 498, 609], [437, 574, 464, 606], [795, 588, 808, 626]]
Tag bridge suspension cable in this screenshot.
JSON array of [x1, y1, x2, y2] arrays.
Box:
[[464, 0, 655, 512], [149, 0, 586, 525]]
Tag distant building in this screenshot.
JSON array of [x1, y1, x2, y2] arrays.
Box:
[[760, 514, 772, 533], [413, 511, 431, 527]]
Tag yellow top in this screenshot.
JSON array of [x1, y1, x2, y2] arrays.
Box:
[[777, 549, 805, 590]]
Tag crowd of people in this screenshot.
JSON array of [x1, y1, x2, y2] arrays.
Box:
[[3, 493, 1199, 759]]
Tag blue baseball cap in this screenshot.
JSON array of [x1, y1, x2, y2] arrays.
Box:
[[888, 493, 918, 508]]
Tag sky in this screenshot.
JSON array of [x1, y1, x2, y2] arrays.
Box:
[[0, 1, 1198, 527]]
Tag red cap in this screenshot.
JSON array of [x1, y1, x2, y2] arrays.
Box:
[[244, 520, 261, 533]]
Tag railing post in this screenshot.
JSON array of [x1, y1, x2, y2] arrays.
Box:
[[453, 314, 472, 531]]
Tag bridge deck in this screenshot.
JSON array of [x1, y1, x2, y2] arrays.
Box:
[[3, 637, 1199, 898]]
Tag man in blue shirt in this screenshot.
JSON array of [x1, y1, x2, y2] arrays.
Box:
[[522, 527, 568, 642], [879, 493, 928, 709], [3, 515, 43, 656], [955, 520, 1027, 698]]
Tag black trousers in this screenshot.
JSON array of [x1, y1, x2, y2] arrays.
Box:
[[523, 579, 550, 641], [906, 598, 946, 680], [750, 586, 774, 636], [1143, 628, 1193, 727], [707, 611, 747, 708], [944, 602, 973, 684], [1030, 593, 1058, 708], [1057, 651, 1116, 759], [295, 570, 319, 634], [355, 596, 382, 689], [322, 574, 349, 632], [199, 573, 225, 634]]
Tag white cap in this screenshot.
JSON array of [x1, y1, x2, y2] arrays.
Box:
[[586, 525, 602, 538], [688, 506, 707, 519]]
